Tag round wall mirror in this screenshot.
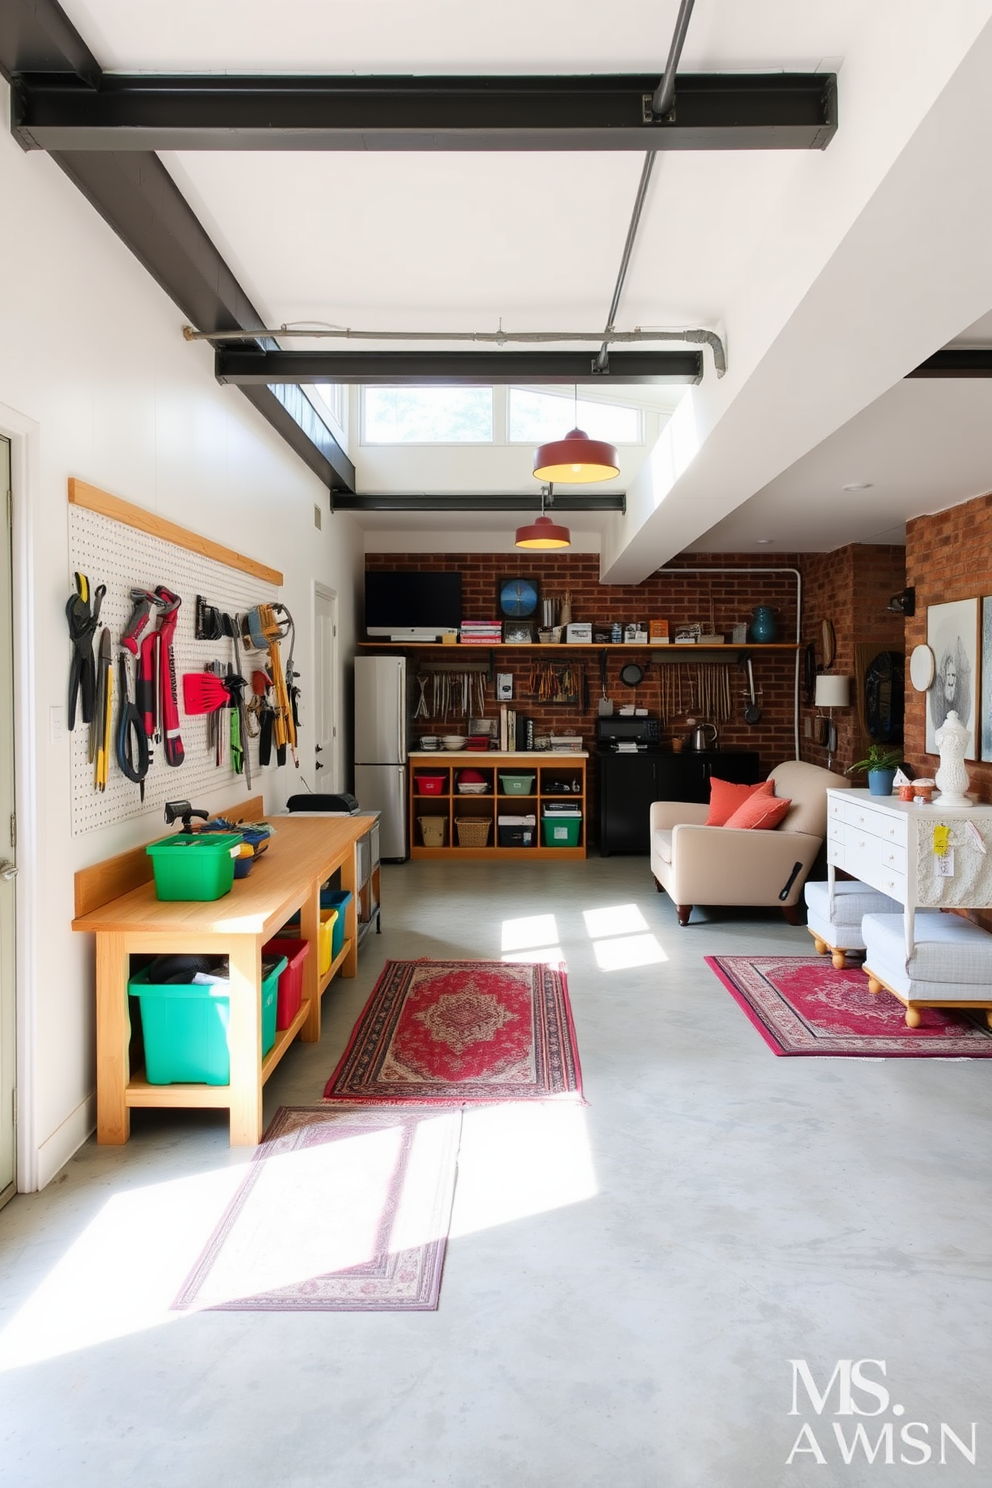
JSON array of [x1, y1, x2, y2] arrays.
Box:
[[909, 644, 935, 692]]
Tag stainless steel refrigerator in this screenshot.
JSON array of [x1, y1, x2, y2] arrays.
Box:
[[354, 655, 408, 860]]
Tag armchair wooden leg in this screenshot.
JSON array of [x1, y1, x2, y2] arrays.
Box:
[[676, 904, 692, 926], [781, 905, 800, 926], [653, 876, 665, 894]]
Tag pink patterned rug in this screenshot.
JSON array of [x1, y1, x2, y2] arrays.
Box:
[[324, 959, 583, 1103], [706, 955, 992, 1057], [173, 1106, 460, 1311]]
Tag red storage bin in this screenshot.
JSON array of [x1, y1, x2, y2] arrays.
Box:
[[415, 774, 446, 795], [262, 936, 311, 1029]]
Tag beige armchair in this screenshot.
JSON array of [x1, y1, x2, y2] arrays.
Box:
[[649, 759, 852, 926]]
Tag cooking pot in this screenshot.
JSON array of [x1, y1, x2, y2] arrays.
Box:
[[686, 723, 719, 751]]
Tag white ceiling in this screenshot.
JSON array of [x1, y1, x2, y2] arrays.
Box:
[[61, 1, 992, 572]]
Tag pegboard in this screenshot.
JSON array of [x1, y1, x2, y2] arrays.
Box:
[[68, 504, 288, 836]]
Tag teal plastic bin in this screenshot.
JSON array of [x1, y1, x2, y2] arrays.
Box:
[[129, 955, 285, 1084], [145, 833, 242, 901], [319, 888, 353, 960]]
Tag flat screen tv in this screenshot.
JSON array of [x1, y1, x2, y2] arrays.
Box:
[[364, 570, 462, 636]]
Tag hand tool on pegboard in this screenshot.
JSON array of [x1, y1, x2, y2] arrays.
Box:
[[93, 628, 113, 792], [155, 586, 184, 767], [241, 603, 298, 767], [65, 571, 106, 741]]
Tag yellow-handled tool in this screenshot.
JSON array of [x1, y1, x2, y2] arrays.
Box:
[[94, 628, 113, 791]]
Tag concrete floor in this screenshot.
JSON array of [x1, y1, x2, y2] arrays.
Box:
[[1, 857, 990, 1487]]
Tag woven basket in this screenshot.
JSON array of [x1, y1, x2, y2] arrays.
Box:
[[455, 816, 491, 847], [417, 815, 447, 847]]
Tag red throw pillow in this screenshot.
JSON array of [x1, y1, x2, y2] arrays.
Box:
[[706, 776, 774, 826], [723, 793, 793, 831]]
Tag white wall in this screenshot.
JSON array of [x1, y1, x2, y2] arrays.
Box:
[[0, 86, 365, 1188]]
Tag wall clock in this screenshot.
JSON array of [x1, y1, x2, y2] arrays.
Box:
[[498, 577, 539, 619]]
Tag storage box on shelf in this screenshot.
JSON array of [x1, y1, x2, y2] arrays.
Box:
[[408, 751, 586, 859], [72, 800, 372, 1147]]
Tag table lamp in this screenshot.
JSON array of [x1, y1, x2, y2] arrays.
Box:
[[814, 674, 851, 770]]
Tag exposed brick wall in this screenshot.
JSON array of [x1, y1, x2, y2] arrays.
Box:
[[797, 546, 906, 775], [905, 491, 992, 797]]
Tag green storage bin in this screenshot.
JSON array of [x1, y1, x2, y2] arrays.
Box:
[[129, 955, 285, 1084], [499, 773, 536, 795], [145, 833, 242, 901], [541, 811, 582, 848]]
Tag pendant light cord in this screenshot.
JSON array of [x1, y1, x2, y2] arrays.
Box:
[[595, 0, 696, 373]]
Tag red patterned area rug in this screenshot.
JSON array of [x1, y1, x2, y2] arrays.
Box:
[[706, 955, 992, 1058], [173, 1106, 460, 1312], [324, 958, 583, 1103]]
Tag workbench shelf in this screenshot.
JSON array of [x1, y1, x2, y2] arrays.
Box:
[[409, 751, 587, 859], [72, 805, 374, 1147]]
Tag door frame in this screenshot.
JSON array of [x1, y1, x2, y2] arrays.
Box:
[[313, 582, 342, 793], [0, 402, 41, 1192]]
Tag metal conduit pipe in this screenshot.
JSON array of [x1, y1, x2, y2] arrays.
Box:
[[595, 0, 697, 373], [182, 322, 725, 373], [656, 564, 803, 760]]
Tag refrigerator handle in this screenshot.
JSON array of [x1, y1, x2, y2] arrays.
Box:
[[397, 660, 407, 758]]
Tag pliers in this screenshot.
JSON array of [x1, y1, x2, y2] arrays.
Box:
[[65, 572, 106, 729]]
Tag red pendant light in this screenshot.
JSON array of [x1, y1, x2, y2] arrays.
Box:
[[533, 426, 620, 484], [514, 513, 572, 549], [515, 482, 571, 549]]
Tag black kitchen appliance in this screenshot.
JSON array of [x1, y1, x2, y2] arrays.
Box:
[[596, 717, 661, 750]]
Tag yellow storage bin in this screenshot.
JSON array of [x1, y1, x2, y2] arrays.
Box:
[[279, 908, 338, 977]]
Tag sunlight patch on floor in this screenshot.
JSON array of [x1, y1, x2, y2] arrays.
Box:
[[0, 1163, 246, 1369], [501, 945, 565, 965], [592, 933, 668, 971], [501, 913, 559, 951], [582, 903, 649, 938], [449, 1103, 597, 1239]]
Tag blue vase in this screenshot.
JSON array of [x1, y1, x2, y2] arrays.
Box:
[[749, 605, 778, 643]]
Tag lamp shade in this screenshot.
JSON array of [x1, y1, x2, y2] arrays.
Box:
[[514, 514, 571, 550], [814, 674, 851, 708], [533, 427, 620, 484]]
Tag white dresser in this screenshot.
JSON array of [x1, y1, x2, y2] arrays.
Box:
[[826, 789, 992, 952]]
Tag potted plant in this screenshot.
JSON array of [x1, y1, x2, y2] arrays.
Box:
[[846, 745, 905, 797]]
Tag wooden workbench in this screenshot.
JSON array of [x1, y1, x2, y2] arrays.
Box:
[[72, 809, 375, 1147]]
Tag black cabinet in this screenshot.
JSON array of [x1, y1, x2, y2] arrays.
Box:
[[599, 750, 761, 855]]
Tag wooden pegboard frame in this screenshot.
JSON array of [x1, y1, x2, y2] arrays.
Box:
[[67, 481, 289, 837]]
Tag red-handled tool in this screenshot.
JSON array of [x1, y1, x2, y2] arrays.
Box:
[[155, 586, 184, 767]]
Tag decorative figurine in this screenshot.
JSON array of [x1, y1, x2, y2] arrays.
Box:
[[934, 710, 972, 807]]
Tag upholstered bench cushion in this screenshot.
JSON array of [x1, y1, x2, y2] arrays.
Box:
[[804, 878, 902, 927], [653, 830, 674, 866], [862, 911, 992, 999]]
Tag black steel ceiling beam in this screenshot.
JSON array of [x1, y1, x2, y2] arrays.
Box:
[[216, 349, 702, 386], [0, 0, 100, 88], [906, 350, 992, 377], [47, 148, 355, 491], [13, 72, 838, 152], [332, 493, 626, 512]]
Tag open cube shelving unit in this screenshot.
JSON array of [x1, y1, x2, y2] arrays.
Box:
[[409, 751, 587, 859]]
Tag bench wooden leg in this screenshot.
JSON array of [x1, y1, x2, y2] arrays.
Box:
[[831, 949, 849, 970], [905, 1005, 923, 1029], [96, 932, 130, 1145], [676, 904, 692, 926]]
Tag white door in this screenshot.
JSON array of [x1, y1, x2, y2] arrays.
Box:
[[313, 585, 341, 791], [0, 437, 16, 1207]]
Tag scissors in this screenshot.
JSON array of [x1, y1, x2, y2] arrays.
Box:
[[65, 572, 106, 730]]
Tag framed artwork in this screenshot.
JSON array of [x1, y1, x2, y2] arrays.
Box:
[[503, 621, 534, 644], [981, 597, 992, 761], [925, 598, 978, 758], [497, 577, 539, 620]]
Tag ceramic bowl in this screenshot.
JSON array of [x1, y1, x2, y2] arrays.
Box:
[[442, 735, 468, 750]]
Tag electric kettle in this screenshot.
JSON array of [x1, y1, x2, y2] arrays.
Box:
[[687, 722, 719, 751]]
